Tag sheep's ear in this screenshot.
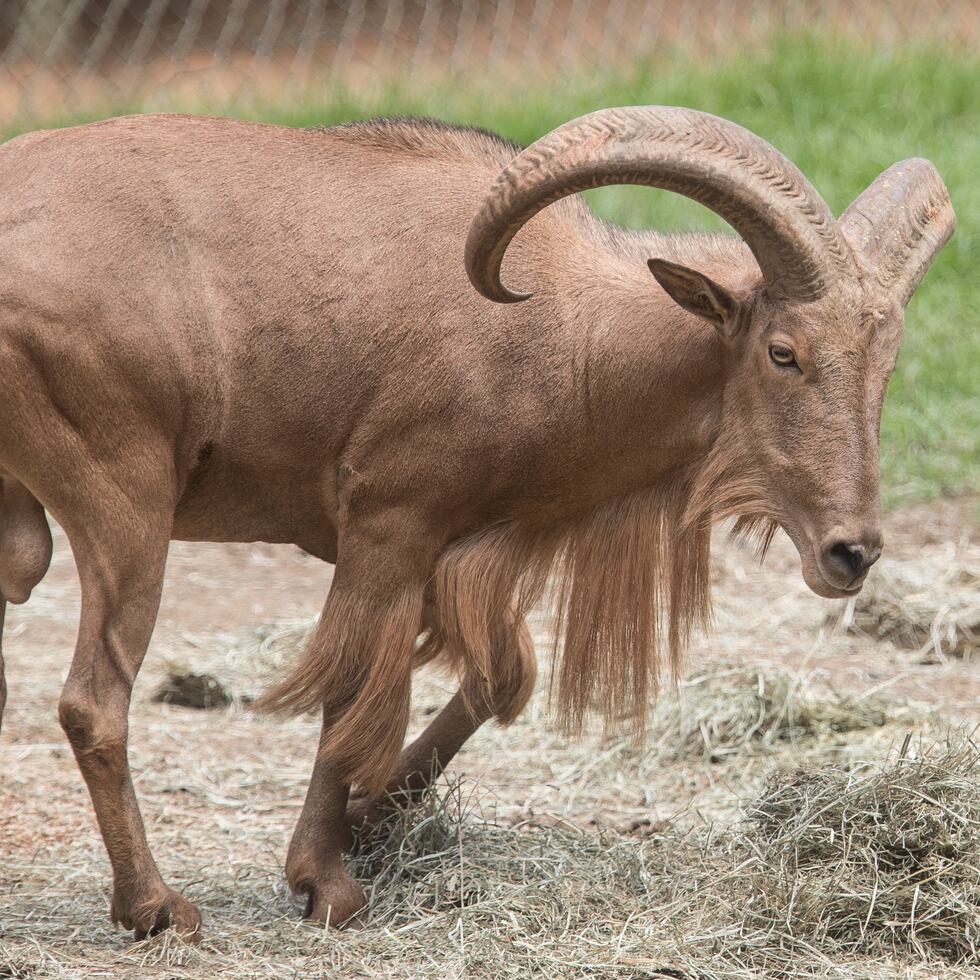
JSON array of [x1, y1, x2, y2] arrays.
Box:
[[647, 258, 741, 338]]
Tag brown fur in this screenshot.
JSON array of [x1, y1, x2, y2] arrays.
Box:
[[0, 111, 950, 937], [549, 480, 710, 731], [258, 586, 424, 795], [268, 449, 758, 793]]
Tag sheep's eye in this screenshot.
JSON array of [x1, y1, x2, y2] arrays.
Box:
[[768, 343, 798, 369]]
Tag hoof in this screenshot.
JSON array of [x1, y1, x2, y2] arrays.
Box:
[[292, 865, 367, 928], [112, 884, 203, 943]]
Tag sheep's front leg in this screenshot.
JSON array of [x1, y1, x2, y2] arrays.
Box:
[[347, 618, 537, 828], [288, 684, 479, 925], [344, 689, 491, 830], [285, 717, 367, 925], [271, 513, 433, 927]]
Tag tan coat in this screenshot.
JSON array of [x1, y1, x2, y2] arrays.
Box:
[[0, 110, 953, 937]]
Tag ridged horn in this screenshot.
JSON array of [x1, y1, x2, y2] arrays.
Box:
[[839, 158, 955, 307], [465, 106, 857, 304]]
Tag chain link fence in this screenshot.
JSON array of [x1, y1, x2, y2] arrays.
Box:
[[2, 1, 977, 121]]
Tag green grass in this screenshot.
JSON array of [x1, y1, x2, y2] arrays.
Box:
[[6, 35, 977, 506]]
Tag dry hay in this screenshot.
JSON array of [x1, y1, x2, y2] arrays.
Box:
[[46, 736, 973, 980], [647, 664, 897, 763], [1, 655, 972, 979], [830, 547, 979, 661], [746, 738, 980, 966]]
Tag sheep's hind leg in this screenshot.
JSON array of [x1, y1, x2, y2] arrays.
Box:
[[58, 490, 201, 941]]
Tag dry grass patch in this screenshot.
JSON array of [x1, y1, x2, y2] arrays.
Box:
[[101, 737, 979, 980], [647, 664, 898, 763], [747, 740, 980, 965], [1, 656, 971, 979], [332, 738, 980, 977], [831, 550, 979, 662]]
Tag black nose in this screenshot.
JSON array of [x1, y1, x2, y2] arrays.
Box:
[[826, 540, 882, 579]]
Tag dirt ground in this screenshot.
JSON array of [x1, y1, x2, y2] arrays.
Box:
[[1, 496, 977, 978]]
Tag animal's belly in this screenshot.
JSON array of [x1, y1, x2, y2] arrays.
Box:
[[171, 449, 339, 561]]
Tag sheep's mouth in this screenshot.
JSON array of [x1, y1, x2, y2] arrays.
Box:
[[782, 524, 868, 600]]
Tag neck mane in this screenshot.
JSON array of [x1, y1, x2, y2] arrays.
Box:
[[431, 222, 773, 735]]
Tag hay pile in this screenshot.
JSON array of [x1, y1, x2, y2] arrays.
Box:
[[832, 551, 979, 661], [5, 658, 976, 978], [124, 737, 971, 979], [746, 741, 980, 964], [648, 664, 895, 762], [339, 739, 980, 977]]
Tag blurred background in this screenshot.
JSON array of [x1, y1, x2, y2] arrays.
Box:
[[1, 1, 977, 119], [0, 0, 976, 504]]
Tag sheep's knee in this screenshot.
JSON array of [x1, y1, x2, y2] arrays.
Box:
[[58, 690, 126, 761], [455, 620, 537, 727]]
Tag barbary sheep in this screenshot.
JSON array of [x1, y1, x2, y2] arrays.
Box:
[[0, 107, 954, 937]]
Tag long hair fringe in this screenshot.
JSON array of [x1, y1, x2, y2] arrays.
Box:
[[433, 439, 782, 738], [434, 478, 714, 739], [258, 436, 782, 792], [254, 585, 423, 795]]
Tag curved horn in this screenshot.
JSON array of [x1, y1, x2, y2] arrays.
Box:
[[839, 158, 955, 307], [465, 106, 857, 304]]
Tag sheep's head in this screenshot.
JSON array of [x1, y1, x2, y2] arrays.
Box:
[[465, 108, 954, 598]]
